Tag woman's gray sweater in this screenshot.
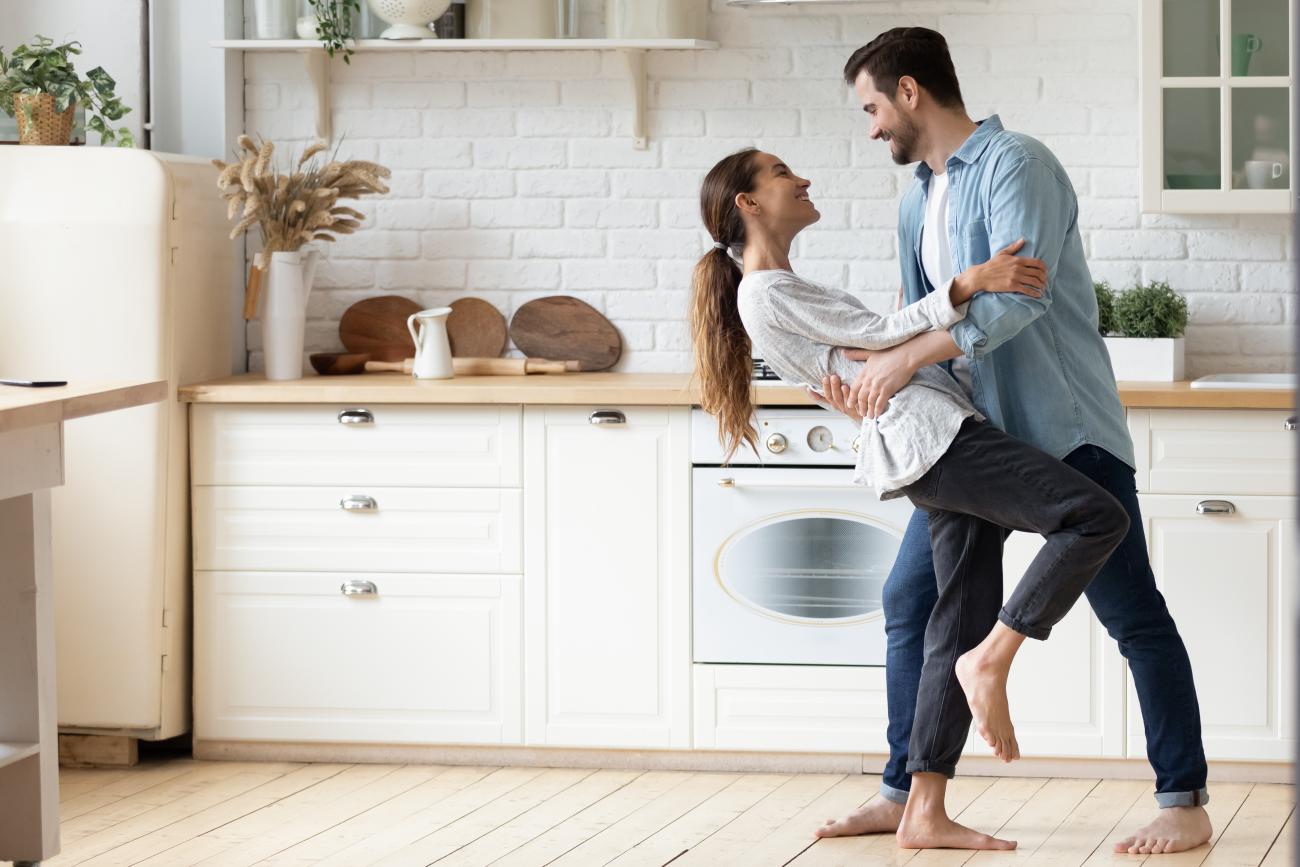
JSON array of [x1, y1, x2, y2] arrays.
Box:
[[736, 269, 982, 497]]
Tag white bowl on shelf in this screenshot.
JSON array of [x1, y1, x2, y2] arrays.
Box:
[[368, 0, 452, 39]]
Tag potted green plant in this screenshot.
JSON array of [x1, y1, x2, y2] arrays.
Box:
[[1095, 280, 1189, 381], [0, 36, 133, 147]]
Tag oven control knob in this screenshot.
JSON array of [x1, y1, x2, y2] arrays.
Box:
[[852, 435, 862, 454], [766, 433, 788, 454]]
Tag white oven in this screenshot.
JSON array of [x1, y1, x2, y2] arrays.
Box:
[[691, 406, 915, 666]]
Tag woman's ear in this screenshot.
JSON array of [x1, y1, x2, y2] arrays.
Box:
[[734, 191, 760, 216]]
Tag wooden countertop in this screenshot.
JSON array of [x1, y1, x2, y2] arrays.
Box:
[[0, 380, 168, 434], [179, 372, 1295, 411]]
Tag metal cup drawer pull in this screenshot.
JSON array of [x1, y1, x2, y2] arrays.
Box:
[[340, 495, 378, 511], [340, 579, 378, 597], [338, 408, 375, 425], [589, 410, 627, 426], [1285, 416, 1297, 431], [1196, 499, 1236, 516]]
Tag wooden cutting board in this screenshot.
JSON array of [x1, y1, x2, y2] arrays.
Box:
[[447, 298, 508, 358], [509, 296, 622, 372], [339, 296, 422, 362]]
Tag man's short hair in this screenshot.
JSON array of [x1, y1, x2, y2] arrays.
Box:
[[843, 27, 965, 109]]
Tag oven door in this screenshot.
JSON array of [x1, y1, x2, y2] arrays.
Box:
[[692, 465, 915, 666]]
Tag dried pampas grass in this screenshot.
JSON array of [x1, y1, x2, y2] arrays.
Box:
[[212, 136, 391, 264]]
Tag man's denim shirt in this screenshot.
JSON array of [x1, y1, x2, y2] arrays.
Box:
[[899, 114, 1136, 469]]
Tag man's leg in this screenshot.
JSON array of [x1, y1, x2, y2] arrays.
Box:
[[814, 506, 935, 839], [1063, 445, 1213, 855]]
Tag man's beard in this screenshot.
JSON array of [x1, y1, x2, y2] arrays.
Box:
[[887, 112, 921, 165]]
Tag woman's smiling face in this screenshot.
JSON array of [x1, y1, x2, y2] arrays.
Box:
[[740, 152, 821, 235]]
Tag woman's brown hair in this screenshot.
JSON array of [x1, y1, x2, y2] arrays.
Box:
[[690, 147, 762, 464]]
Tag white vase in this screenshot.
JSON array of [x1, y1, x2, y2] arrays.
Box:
[[407, 307, 455, 379], [1104, 336, 1185, 382], [262, 249, 320, 381]]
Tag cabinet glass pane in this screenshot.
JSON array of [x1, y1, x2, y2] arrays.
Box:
[[1164, 89, 1222, 188], [717, 515, 895, 622], [1232, 87, 1290, 188], [1231, 0, 1289, 76], [1164, 0, 1220, 76]]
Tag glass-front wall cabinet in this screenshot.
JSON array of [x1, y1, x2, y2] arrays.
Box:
[[1143, 0, 1295, 212]]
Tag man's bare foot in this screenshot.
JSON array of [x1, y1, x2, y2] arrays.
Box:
[[896, 811, 1017, 850], [1113, 806, 1212, 854], [955, 648, 1019, 762], [814, 796, 904, 838]]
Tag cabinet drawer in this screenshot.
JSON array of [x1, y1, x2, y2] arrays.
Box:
[[693, 664, 886, 753], [191, 404, 521, 487], [194, 571, 522, 744], [193, 486, 522, 573], [1130, 409, 1295, 495]]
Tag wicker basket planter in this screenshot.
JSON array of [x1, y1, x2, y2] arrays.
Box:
[[14, 93, 75, 145]]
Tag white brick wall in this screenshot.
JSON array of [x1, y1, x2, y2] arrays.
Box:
[[243, 0, 1293, 376]]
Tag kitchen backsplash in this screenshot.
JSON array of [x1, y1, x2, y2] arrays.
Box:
[[243, 0, 1293, 377]]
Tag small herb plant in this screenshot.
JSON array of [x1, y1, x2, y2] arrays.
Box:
[[1113, 280, 1189, 339], [1096, 280, 1189, 339], [0, 35, 133, 146], [309, 0, 361, 64]]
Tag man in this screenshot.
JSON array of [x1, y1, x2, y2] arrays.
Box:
[[812, 27, 1213, 855]]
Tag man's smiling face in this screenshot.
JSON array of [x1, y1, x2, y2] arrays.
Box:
[[852, 70, 922, 166]]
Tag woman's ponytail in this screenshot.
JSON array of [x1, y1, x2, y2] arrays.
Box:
[[689, 149, 762, 463]]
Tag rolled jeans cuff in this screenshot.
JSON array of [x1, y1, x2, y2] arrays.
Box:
[[905, 760, 957, 779], [880, 782, 910, 805], [998, 608, 1052, 641], [1155, 788, 1210, 808]]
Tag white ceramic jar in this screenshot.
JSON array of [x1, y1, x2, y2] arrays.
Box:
[[605, 0, 705, 39], [466, 0, 559, 38]]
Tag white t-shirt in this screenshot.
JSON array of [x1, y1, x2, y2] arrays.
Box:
[[920, 170, 973, 396]]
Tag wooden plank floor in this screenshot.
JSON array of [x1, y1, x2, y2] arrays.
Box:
[[2, 761, 1290, 867]]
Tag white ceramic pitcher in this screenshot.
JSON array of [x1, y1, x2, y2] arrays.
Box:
[[262, 248, 319, 381], [407, 307, 455, 379]]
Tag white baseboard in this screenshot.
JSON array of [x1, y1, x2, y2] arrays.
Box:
[[193, 740, 1294, 785]]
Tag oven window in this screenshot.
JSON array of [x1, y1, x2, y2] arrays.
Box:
[[716, 513, 898, 624]]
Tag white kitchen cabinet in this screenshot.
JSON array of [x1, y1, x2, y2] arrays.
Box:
[[1130, 494, 1295, 761], [1140, 0, 1296, 213], [195, 571, 522, 744], [1126, 408, 1296, 762], [522, 406, 691, 749], [963, 531, 1127, 760], [193, 485, 522, 573], [693, 664, 887, 754], [191, 404, 522, 487]]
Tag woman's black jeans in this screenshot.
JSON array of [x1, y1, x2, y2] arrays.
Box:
[[897, 418, 1130, 779]]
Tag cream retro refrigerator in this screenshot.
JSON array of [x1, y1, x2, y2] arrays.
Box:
[[0, 148, 236, 740]]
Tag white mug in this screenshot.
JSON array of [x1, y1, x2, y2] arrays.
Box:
[[1244, 160, 1285, 189], [406, 307, 455, 380]]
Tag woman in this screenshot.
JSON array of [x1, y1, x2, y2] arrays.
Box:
[[689, 148, 1129, 851]]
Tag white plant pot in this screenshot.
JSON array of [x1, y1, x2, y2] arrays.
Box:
[[1104, 336, 1185, 382], [261, 250, 320, 381]]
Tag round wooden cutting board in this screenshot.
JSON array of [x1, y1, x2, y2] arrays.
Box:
[[508, 296, 623, 372], [338, 295, 422, 362], [446, 298, 508, 358]]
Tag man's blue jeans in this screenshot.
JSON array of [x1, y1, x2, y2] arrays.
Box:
[[878, 444, 1210, 808]]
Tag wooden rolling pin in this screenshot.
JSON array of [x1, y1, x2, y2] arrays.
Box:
[[365, 358, 581, 376]]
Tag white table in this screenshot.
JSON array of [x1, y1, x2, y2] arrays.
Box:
[[0, 380, 165, 865]]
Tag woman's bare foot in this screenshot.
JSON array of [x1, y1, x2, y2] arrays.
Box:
[[814, 796, 904, 838], [1112, 806, 1212, 854], [955, 646, 1019, 762], [896, 811, 1017, 851]]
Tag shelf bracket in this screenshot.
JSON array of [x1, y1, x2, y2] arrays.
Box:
[[620, 48, 648, 150], [302, 48, 331, 142]]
